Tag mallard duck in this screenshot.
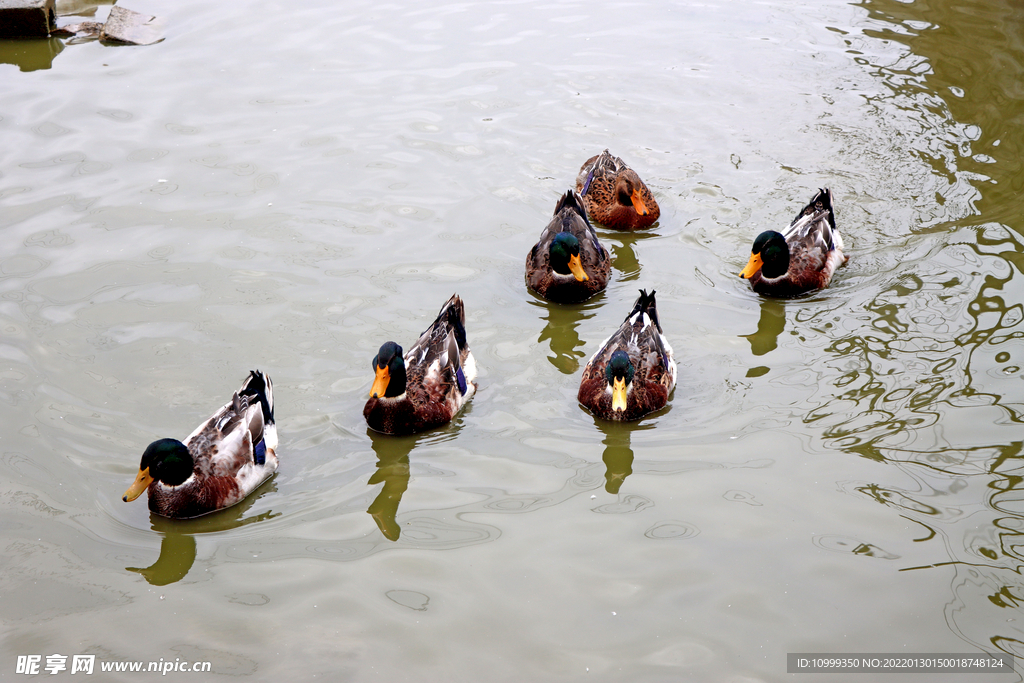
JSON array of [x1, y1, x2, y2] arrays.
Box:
[[365, 294, 477, 435], [578, 289, 676, 421], [576, 150, 660, 230], [526, 189, 611, 303], [739, 188, 847, 296], [123, 370, 278, 519]]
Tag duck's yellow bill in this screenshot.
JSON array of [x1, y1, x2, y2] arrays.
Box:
[[123, 467, 153, 502], [568, 253, 589, 282], [369, 365, 390, 398], [612, 377, 628, 412], [630, 189, 649, 216], [739, 252, 763, 279]]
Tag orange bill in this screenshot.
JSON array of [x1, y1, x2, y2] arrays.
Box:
[[630, 189, 649, 216], [369, 365, 390, 398], [123, 467, 154, 502], [739, 252, 763, 279], [612, 377, 628, 412], [568, 253, 589, 282]]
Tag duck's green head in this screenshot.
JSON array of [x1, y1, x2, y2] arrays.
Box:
[[605, 350, 635, 413], [123, 439, 193, 502], [550, 232, 588, 282], [370, 341, 407, 398], [740, 230, 789, 280]]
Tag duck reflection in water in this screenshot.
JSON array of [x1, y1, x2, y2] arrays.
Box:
[[535, 300, 594, 374], [741, 298, 786, 358], [607, 227, 656, 283], [126, 490, 277, 586], [366, 430, 427, 541], [592, 418, 658, 494], [600, 423, 633, 494], [127, 531, 195, 586]]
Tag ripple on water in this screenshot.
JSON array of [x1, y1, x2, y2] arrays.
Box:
[[644, 521, 700, 540], [812, 534, 900, 559], [591, 495, 653, 515], [0, 254, 48, 278], [386, 590, 429, 611]]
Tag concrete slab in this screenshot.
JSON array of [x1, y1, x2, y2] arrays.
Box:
[[51, 19, 100, 41], [0, 0, 57, 38], [99, 5, 162, 45]]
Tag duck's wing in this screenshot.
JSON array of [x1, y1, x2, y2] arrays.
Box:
[[583, 290, 674, 381], [533, 189, 584, 247], [182, 371, 275, 478], [593, 150, 628, 176], [182, 395, 252, 479], [577, 150, 625, 195], [782, 188, 841, 257], [405, 295, 471, 398], [630, 290, 676, 391], [576, 153, 600, 194], [238, 370, 276, 463]]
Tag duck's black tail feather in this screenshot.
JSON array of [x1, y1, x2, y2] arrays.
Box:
[[629, 289, 670, 369], [554, 189, 589, 226], [440, 295, 469, 394], [793, 187, 836, 233], [241, 370, 275, 426], [432, 294, 468, 352], [627, 289, 663, 333]]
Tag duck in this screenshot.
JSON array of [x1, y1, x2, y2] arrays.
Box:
[[365, 294, 477, 435], [739, 188, 847, 296], [123, 370, 278, 519], [575, 150, 660, 230], [526, 189, 611, 303], [578, 289, 676, 421]]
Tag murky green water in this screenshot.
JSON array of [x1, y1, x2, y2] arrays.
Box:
[[2, 0, 1023, 680]]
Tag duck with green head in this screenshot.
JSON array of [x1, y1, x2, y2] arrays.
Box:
[[364, 294, 477, 435], [578, 289, 676, 421], [739, 188, 847, 296], [526, 189, 610, 303], [123, 370, 278, 518]]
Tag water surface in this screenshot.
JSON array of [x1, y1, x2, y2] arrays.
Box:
[[2, 0, 1023, 680]]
